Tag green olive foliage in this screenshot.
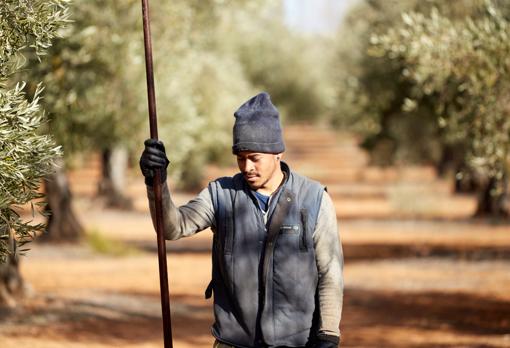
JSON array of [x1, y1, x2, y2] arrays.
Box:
[[333, 0, 444, 165], [334, 0, 510, 215], [333, 0, 495, 165], [372, 1, 510, 188], [0, 0, 69, 261]]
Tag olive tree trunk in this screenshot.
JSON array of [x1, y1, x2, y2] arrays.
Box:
[[97, 146, 133, 209], [40, 163, 83, 242], [475, 175, 510, 218], [0, 229, 25, 308]]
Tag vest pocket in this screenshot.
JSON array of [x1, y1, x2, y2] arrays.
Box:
[[280, 224, 299, 234]]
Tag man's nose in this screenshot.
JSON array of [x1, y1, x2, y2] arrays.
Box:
[[244, 159, 255, 173]]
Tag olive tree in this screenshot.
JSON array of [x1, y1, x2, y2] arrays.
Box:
[[332, 0, 446, 166], [372, 1, 510, 217], [0, 0, 69, 306]]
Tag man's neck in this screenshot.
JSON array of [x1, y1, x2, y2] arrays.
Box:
[[257, 169, 285, 196]]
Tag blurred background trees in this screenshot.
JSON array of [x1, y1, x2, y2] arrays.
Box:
[[334, 0, 510, 218], [371, 0, 510, 216], [225, 2, 336, 122]]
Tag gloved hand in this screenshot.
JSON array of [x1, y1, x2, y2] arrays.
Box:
[[139, 139, 170, 187], [314, 334, 339, 348]]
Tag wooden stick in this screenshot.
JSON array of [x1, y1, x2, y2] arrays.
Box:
[[140, 0, 173, 346]]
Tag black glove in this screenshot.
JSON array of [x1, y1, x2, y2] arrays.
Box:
[[139, 139, 170, 187], [314, 334, 339, 348]]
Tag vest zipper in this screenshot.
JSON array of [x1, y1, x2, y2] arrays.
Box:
[[260, 192, 293, 307], [300, 209, 308, 251]]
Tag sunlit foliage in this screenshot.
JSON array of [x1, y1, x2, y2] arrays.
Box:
[[372, 1, 510, 187], [334, 0, 510, 215], [333, 0, 440, 165], [0, 0, 68, 260]]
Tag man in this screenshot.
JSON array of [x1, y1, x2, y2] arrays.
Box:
[[140, 92, 343, 348]]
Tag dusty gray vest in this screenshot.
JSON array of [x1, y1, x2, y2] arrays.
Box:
[[207, 163, 324, 348]]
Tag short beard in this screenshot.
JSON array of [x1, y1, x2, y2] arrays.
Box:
[[252, 159, 279, 190]]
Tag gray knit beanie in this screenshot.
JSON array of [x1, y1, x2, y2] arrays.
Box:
[[232, 92, 285, 154]]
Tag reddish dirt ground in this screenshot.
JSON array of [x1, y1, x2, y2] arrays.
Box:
[[1, 125, 510, 347]]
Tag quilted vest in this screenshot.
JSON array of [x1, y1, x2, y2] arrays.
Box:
[[207, 162, 324, 347]]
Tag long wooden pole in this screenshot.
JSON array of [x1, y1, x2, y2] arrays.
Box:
[[140, 0, 173, 347]]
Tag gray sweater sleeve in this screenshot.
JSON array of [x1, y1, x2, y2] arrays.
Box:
[[313, 191, 344, 339], [146, 183, 215, 240]]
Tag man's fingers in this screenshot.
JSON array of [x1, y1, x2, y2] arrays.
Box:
[[144, 146, 166, 157], [147, 154, 167, 166], [144, 145, 167, 161], [144, 138, 159, 146], [142, 157, 167, 169], [144, 138, 166, 152]]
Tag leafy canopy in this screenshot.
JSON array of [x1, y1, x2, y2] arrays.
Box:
[[372, 1, 510, 183], [0, 0, 69, 261]]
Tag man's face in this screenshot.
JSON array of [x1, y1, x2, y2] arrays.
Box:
[[236, 151, 281, 190]]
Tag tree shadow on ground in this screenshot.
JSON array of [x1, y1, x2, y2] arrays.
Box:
[[345, 243, 510, 262], [0, 292, 214, 347], [342, 288, 510, 347], [129, 238, 510, 262]]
